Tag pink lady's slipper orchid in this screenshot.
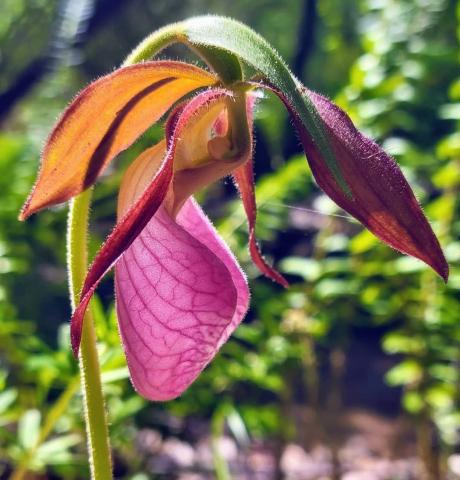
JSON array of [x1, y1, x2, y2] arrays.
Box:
[[20, 17, 448, 401]]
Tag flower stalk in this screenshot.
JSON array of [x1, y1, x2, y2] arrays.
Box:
[[67, 189, 112, 479], [64, 30, 182, 476]]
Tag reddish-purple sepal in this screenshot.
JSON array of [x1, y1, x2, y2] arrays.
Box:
[[265, 83, 448, 281]]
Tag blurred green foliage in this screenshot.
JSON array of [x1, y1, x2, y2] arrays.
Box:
[[0, 0, 459, 478]]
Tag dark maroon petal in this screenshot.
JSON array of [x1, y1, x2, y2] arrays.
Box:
[[70, 145, 173, 355], [232, 92, 288, 287], [262, 82, 448, 281], [233, 157, 288, 287], [71, 88, 235, 355]]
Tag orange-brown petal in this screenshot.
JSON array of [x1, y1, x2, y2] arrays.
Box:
[[20, 61, 216, 219]]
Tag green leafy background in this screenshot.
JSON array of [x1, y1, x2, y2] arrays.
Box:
[[0, 0, 459, 478]]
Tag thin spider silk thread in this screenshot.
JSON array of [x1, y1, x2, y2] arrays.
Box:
[[221, 199, 357, 242], [261, 202, 356, 222]]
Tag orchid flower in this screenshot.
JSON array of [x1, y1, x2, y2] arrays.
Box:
[[20, 17, 448, 402]]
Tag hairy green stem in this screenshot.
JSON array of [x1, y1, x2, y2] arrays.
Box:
[[60, 21, 249, 480], [67, 189, 112, 479], [64, 26, 186, 476], [124, 22, 243, 84]]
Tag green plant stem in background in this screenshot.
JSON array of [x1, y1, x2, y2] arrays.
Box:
[[211, 405, 231, 480], [10, 378, 80, 480], [67, 189, 112, 479]]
